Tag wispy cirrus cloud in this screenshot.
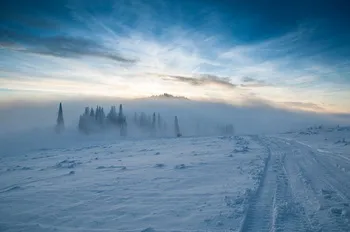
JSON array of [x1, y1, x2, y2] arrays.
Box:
[[152, 73, 236, 89], [0, 28, 137, 63], [282, 101, 325, 111], [240, 76, 271, 87], [0, 0, 350, 113]]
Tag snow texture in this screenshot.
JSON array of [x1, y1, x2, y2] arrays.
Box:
[[0, 125, 350, 231]]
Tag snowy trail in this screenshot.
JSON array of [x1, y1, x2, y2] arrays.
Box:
[[241, 138, 310, 232], [242, 136, 350, 232], [240, 142, 275, 232]]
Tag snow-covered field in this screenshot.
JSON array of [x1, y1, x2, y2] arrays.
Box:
[[0, 126, 349, 231]]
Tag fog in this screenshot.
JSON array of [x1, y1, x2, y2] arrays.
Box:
[[0, 97, 348, 156]]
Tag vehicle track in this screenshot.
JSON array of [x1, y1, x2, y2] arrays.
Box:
[[241, 136, 350, 232], [241, 138, 310, 232], [274, 137, 350, 232]]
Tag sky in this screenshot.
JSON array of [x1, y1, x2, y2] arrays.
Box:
[[1, 0, 350, 113]]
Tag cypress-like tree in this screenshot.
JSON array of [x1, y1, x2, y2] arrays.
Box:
[[101, 107, 105, 119], [152, 112, 156, 129], [119, 105, 127, 136], [84, 107, 90, 116], [98, 107, 105, 125], [157, 113, 162, 129], [119, 104, 123, 117], [95, 106, 99, 121], [90, 108, 95, 117], [107, 106, 117, 124], [56, 102, 65, 133], [174, 116, 181, 137]]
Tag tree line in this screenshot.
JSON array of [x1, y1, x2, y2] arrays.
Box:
[[55, 102, 183, 137]]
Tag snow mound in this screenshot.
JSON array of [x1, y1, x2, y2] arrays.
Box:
[[174, 164, 187, 169], [55, 159, 82, 169]]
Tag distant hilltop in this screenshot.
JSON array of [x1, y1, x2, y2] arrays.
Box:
[[148, 93, 190, 100]]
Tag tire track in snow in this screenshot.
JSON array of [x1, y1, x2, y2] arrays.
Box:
[[275, 138, 350, 232], [271, 145, 311, 232], [240, 140, 276, 232], [240, 137, 312, 232]]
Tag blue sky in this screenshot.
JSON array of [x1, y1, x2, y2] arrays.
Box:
[[1, 0, 350, 112]]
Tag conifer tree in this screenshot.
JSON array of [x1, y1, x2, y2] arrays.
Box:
[[152, 112, 156, 129], [90, 108, 95, 117], [118, 104, 127, 136], [108, 106, 118, 124], [174, 116, 181, 137], [101, 107, 105, 118], [99, 107, 105, 125], [55, 102, 65, 133], [84, 107, 90, 116], [157, 113, 162, 129], [95, 106, 99, 121], [78, 115, 86, 134], [119, 104, 123, 117]]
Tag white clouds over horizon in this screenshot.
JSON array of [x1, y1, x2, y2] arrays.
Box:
[[1, 1, 350, 113]]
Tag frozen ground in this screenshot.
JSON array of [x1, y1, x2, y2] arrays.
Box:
[[0, 126, 349, 231]]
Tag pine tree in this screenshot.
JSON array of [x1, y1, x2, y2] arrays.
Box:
[[107, 106, 118, 124], [157, 113, 162, 129], [90, 108, 95, 117], [78, 115, 86, 134], [101, 107, 105, 118], [118, 104, 127, 136], [84, 107, 90, 116], [174, 116, 181, 137], [95, 106, 99, 121], [57, 103, 64, 125], [99, 107, 105, 126], [152, 112, 156, 129], [118, 104, 123, 117], [55, 102, 65, 133]]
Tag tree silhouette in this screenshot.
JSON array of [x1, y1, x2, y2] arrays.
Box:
[[152, 112, 156, 129], [90, 108, 95, 117], [157, 113, 162, 129], [55, 102, 65, 133], [174, 116, 181, 137]]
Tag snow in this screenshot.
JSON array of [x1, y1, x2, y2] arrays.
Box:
[[0, 125, 350, 231], [0, 135, 266, 232]]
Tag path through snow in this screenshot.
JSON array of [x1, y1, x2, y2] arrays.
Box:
[[241, 135, 350, 232]]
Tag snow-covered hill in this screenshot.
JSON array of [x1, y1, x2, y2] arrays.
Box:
[[0, 126, 349, 231]]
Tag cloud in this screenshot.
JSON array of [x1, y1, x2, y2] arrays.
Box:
[[282, 101, 325, 111], [0, 28, 137, 64], [240, 76, 270, 87], [154, 73, 236, 89], [197, 74, 236, 88], [1, 0, 350, 113], [242, 77, 258, 83]]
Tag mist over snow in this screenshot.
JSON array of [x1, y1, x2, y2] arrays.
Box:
[[0, 96, 348, 156], [2, 0, 350, 231]]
